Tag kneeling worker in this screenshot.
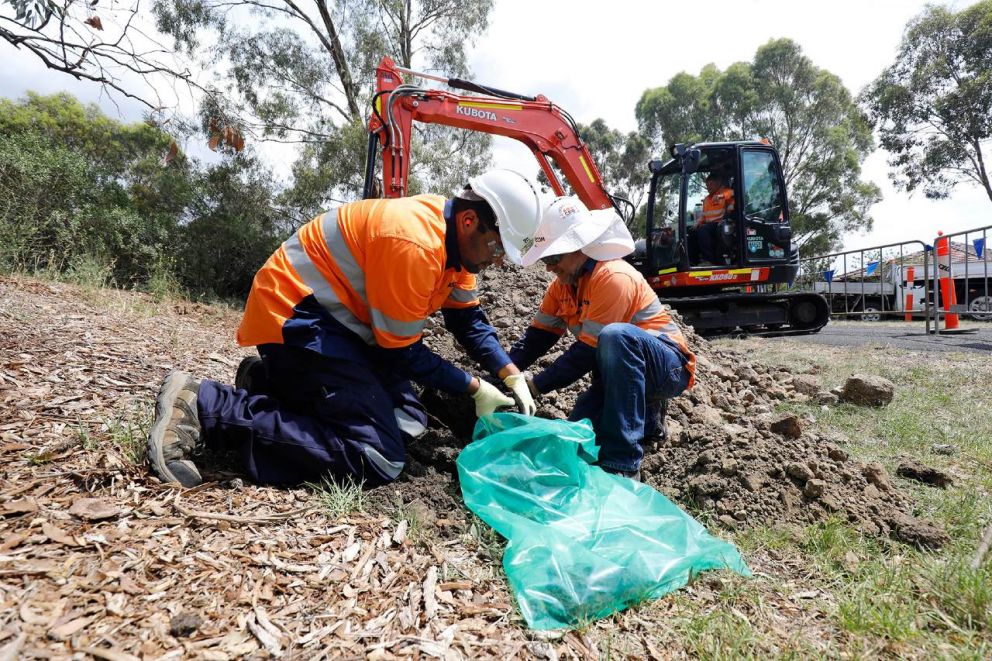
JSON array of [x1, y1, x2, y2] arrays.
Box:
[[509, 197, 696, 480], [147, 169, 544, 488]]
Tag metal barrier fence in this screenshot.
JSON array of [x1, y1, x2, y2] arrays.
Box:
[[796, 240, 933, 332], [931, 224, 992, 333]]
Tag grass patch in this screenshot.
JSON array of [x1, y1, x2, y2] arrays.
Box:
[[466, 512, 506, 563], [706, 335, 992, 656], [143, 257, 186, 302], [309, 477, 366, 517], [104, 411, 150, 465], [395, 502, 427, 542]]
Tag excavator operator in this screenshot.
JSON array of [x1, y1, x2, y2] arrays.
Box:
[[689, 169, 735, 265], [508, 197, 697, 481], [147, 169, 545, 489]]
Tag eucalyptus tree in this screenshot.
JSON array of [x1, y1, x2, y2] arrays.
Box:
[[862, 1, 992, 203], [636, 39, 881, 255], [153, 0, 495, 214], [570, 119, 652, 235], [1, 0, 202, 111]]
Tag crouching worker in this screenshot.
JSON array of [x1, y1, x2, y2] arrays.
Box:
[[510, 197, 696, 481], [147, 169, 544, 488]]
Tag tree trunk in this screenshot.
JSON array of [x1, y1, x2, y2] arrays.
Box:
[[315, 0, 361, 121]]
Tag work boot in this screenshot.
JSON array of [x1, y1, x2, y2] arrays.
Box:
[[234, 355, 264, 393], [599, 465, 641, 482], [147, 371, 204, 487]]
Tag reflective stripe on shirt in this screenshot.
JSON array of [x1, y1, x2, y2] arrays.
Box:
[[283, 221, 375, 344], [447, 288, 478, 304]]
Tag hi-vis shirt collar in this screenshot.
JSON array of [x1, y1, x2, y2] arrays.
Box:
[[443, 199, 462, 271], [569, 257, 597, 290]]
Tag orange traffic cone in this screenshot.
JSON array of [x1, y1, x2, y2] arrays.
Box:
[[904, 266, 915, 322], [935, 232, 960, 330]]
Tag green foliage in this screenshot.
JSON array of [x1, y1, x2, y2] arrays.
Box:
[[5, 0, 59, 28], [862, 0, 992, 202], [534, 119, 649, 234], [152, 0, 495, 204], [636, 39, 881, 254], [0, 92, 284, 300], [178, 156, 284, 298], [578, 119, 651, 235]]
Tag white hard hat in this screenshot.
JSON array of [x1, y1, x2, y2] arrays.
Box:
[[462, 169, 544, 265], [520, 196, 635, 267]]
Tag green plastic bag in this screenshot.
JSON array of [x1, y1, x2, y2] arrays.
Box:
[[457, 413, 750, 630]]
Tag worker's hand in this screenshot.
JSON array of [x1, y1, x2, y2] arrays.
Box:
[[471, 378, 515, 417], [503, 372, 537, 416]]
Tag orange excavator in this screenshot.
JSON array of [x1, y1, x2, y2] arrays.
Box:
[[364, 57, 828, 335]]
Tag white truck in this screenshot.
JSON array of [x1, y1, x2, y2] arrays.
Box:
[[811, 258, 991, 321]]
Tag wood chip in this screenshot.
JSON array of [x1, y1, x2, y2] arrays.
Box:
[[438, 580, 473, 591], [423, 566, 439, 621], [0, 633, 26, 661], [342, 541, 361, 562], [0, 530, 30, 551], [2, 498, 39, 515], [68, 497, 121, 520], [79, 647, 141, 661], [246, 612, 283, 657], [393, 520, 409, 545], [42, 521, 81, 546], [49, 615, 95, 640]]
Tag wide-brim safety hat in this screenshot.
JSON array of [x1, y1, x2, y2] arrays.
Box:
[[520, 196, 635, 267]]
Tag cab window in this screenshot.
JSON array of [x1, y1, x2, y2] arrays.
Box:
[[742, 150, 785, 223]]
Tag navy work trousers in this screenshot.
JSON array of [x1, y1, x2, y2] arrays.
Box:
[[689, 222, 722, 264], [196, 343, 427, 487], [568, 323, 690, 473]]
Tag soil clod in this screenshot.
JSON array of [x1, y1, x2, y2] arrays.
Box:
[[896, 459, 954, 488]]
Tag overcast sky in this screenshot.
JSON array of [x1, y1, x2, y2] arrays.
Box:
[[2, 0, 988, 252]]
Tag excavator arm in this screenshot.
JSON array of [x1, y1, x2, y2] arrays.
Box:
[[364, 57, 617, 214]]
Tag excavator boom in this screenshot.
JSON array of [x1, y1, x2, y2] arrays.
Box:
[[367, 57, 615, 213]]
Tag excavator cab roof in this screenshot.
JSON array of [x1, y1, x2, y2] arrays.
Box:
[[658, 141, 769, 176]]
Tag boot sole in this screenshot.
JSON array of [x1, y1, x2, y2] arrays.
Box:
[[147, 371, 189, 485]]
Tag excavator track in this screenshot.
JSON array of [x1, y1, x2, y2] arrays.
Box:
[[658, 291, 830, 337]]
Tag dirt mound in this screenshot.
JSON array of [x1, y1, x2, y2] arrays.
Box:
[[414, 263, 944, 546]]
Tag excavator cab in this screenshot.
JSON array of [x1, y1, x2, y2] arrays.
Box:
[[637, 142, 797, 286], [632, 142, 827, 334]]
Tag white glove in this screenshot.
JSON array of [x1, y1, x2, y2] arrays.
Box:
[[471, 379, 515, 417], [503, 373, 537, 416]]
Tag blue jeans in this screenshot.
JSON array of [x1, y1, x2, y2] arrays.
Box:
[[568, 324, 690, 472]]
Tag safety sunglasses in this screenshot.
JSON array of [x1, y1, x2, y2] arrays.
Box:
[[540, 254, 564, 266]]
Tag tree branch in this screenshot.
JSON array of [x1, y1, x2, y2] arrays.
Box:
[[310, 0, 359, 120]]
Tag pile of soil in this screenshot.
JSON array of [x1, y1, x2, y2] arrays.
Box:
[[405, 263, 948, 549]]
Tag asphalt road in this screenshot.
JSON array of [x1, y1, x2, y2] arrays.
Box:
[[768, 320, 992, 354]]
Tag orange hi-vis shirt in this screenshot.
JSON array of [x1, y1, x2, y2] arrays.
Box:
[[531, 259, 696, 386], [237, 195, 478, 351], [700, 186, 735, 225]]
